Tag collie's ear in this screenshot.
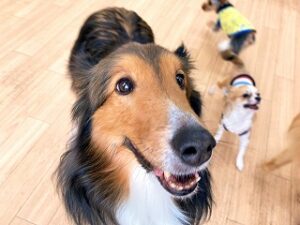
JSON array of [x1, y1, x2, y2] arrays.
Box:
[[175, 43, 189, 58], [174, 44, 201, 116], [174, 43, 194, 73]]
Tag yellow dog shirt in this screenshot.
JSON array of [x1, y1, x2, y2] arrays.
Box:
[[218, 5, 255, 36]]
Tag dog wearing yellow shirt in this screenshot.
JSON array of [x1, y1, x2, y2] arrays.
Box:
[[202, 0, 256, 67]]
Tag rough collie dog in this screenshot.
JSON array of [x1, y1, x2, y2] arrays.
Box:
[[213, 73, 261, 171], [202, 0, 256, 67], [57, 7, 216, 225]]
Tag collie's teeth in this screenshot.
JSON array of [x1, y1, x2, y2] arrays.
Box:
[[164, 171, 171, 179], [185, 182, 194, 189], [189, 181, 195, 186], [177, 185, 183, 191], [195, 174, 201, 182], [170, 183, 176, 189]]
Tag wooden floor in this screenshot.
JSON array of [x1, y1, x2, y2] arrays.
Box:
[[0, 0, 299, 224]]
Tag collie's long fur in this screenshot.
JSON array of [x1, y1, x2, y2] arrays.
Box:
[[57, 7, 215, 225]]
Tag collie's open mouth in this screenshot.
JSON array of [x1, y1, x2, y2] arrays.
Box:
[[154, 169, 200, 196], [124, 137, 204, 196], [244, 104, 259, 110]]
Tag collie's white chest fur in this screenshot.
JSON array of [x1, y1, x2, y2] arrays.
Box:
[[223, 106, 255, 135], [116, 166, 187, 225]]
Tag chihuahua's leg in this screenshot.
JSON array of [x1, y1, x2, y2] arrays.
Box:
[[263, 148, 293, 171], [238, 32, 256, 51], [218, 39, 244, 67], [236, 132, 250, 171], [214, 123, 225, 143], [207, 19, 221, 32]]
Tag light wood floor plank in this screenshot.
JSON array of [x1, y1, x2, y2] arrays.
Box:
[[0, 107, 71, 224], [226, 219, 243, 225], [10, 217, 36, 225], [0, 117, 49, 185], [48, 206, 73, 225], [17, 163, 62, 225]]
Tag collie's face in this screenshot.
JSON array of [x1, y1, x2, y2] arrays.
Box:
[[227, 85, 261, 110], [89, 43, 215, 197]]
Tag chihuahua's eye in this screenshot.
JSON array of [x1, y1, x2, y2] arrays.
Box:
[[242, 93, 250, 98], [116, 77, 134, 95], [176, 73, 185, 89]]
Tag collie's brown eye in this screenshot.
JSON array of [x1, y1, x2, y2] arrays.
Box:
[[116, 78, 134, 95], [243, 93, 250, 98], [176, 73, 185, 89]]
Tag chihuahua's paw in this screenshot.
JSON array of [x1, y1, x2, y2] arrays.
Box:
[[236, 158, 244, 171]]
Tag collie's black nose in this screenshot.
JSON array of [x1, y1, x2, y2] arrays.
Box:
[[171, 126, 216, 166]]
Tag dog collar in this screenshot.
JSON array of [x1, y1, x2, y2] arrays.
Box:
[[230, 74, 256, 87], [221, 114, 251, 136], [223, 123, 250, 136], [217, 3, 233, 13]]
